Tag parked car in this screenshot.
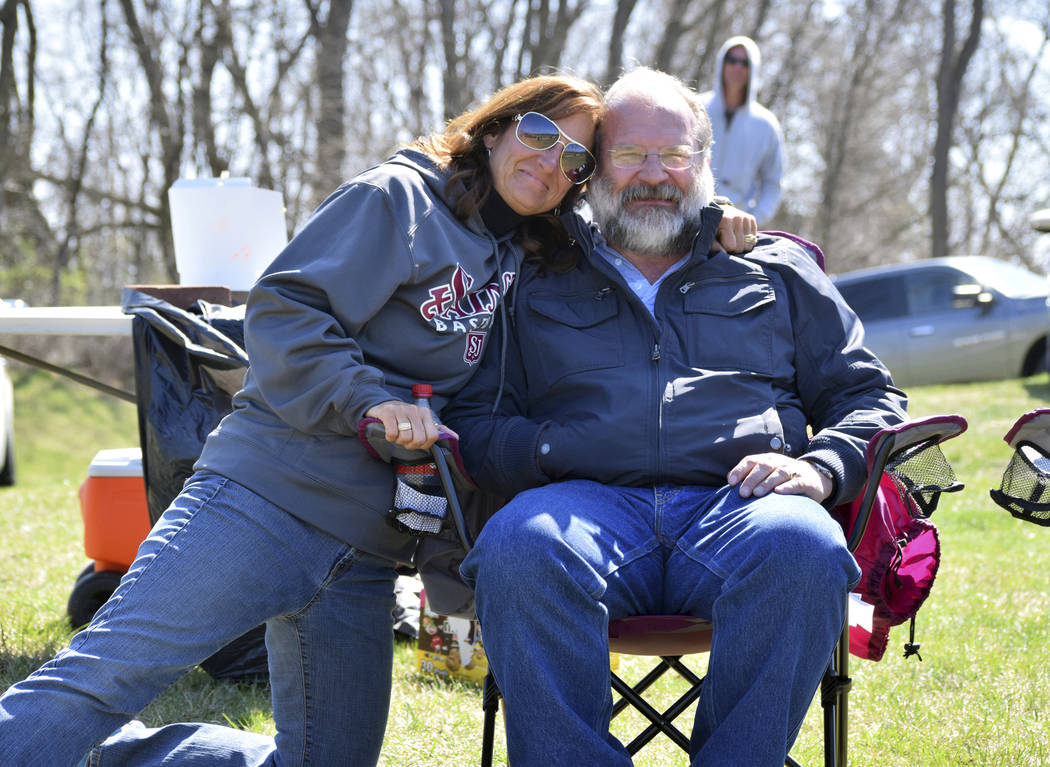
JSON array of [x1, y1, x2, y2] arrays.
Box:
[[832, 256, 1050, 386], [0, 350, 13, 486], [0, 299, 21, 486]]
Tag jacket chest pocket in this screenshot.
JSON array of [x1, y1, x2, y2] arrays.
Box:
[[526, 292, 625, 388], [681, 278, 777, 375]]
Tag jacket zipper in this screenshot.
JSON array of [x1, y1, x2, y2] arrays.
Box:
[[652, 338, 663, 483]]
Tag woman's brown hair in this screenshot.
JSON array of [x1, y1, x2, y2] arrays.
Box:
[[410, 74, 604, 223]]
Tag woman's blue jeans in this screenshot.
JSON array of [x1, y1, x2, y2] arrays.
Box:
[[0, 471, 398, 767], [460, 480, 861, 767]]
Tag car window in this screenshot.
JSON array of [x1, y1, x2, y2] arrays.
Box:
[[836, 276, 909, 322], [905, 267, 975, 315], [956, 258, 1048, 298]]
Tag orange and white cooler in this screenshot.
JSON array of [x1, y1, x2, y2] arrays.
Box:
[[78, 447, 151, 573]]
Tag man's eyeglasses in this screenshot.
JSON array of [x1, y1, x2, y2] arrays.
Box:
[[724, 54, 750, 68], [514, 112, 596, 184], [606, 145, 703, 172]]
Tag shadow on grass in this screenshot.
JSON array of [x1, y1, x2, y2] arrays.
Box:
[[1021, 375, 1050, 400], [1, 619, 274, 736], [0, 616, 77, 683]]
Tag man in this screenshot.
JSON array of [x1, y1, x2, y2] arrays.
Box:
[[702, 35, 784, 225], [442, 67, 906, 766]]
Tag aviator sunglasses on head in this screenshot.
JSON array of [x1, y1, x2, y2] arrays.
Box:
[[513, 111, 596, 184]]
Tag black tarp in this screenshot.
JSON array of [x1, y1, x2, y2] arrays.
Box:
[[122, 288, 267, 681]]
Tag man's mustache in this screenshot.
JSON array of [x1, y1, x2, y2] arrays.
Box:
[[619, 183, 683, 205]]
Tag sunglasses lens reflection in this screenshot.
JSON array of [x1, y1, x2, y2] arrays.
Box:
[[517, 113, 560, 150], [514, 111, 595, 184], [562, 144, 595, 183]]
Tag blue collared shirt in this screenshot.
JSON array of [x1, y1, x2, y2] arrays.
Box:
[[591, 225, 691, 316]]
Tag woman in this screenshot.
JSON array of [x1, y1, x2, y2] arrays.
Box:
[[0, 74, 753, 767], [0, 74, 605, 767]]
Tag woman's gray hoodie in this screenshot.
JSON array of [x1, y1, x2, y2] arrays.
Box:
[[195, 149, 519, 562]]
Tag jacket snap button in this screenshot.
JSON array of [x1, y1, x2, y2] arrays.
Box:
[[540, 443, 551, 455], [769, 437, 783, 450]]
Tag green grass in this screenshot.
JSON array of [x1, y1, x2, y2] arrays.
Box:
[[1, 367, 1048, 765]]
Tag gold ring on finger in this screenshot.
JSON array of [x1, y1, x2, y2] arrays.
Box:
[[397, 422, 412, 431], [744, 234, 758, 245]]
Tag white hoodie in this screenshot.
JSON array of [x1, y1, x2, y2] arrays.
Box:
[[701, 35, 784, 225]]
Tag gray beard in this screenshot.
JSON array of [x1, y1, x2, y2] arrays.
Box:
[[588, 169, 712, 259]]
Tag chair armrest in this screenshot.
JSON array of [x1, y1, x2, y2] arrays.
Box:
[[990, 408, 1050, 525], [356, 417, 478, 550], [845, 414, 968, 552]]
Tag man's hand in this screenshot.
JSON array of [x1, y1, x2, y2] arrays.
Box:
[[365, 400, 456, 449], [713, 203, 758, 254], [727, 453, 833, 503]]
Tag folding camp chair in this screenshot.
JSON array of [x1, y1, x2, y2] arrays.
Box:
[[476, 413, 967, 767], [989, 408, 1050, 525]]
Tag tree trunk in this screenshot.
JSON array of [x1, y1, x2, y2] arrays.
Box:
[[438, 0, 469, 120], [116, 0, 184, 280], [0, 0, 35, 188], [308, 0, 354, 204], [604, 0, 637, 86], [654, 0, 697, 74], [930, 0, 983, 260]]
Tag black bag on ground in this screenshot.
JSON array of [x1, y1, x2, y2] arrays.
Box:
[[123, 289, 249, 524], [122, 288, 267, 682]]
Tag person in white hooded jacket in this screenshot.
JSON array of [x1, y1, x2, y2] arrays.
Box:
[[701, 35, 784, 225]]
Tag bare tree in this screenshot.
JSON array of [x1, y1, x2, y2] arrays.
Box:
[[115, 0, 192, 280], [930, 0, 983, 260], [813, 0, 910, 249], [48, 0, 111, 304], [760, 0, 822, 110], [954, 5, 1050, 271], [191, 0, 226, 178], [653, 0, 703, 73], [0, 0, 34, 187], [3, 0, 1050, 323], [305, 0, 355, 203], [438, 0, 472, 119], [604, 0, 638, 85], [514, 0, 589, 78], [0, 0, 60, 301]]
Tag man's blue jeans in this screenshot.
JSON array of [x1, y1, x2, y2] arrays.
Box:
[[0, 471, 398, 767], [460, 480, 861, 767]]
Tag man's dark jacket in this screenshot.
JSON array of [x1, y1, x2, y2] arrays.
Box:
[[442, 204, 908, 509]]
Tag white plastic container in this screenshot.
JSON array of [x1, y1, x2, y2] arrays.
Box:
[[167, 177, 288, 290]]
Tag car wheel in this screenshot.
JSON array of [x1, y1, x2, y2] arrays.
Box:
[[1023, 339, 1048, 377], [67, 563, 125, 629], [0, 431, 13, 486]]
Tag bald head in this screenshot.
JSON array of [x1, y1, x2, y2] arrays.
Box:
[[600, 67, 713, 159]]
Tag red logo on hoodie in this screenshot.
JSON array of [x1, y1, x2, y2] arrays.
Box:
[[419, 265, 514, 335], [464, 332, 485, 364]]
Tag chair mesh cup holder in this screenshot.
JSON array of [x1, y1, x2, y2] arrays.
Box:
[[885, 436, 964, 518], [990, 440, 1050, 526], [989, 408, 1050, 527]]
